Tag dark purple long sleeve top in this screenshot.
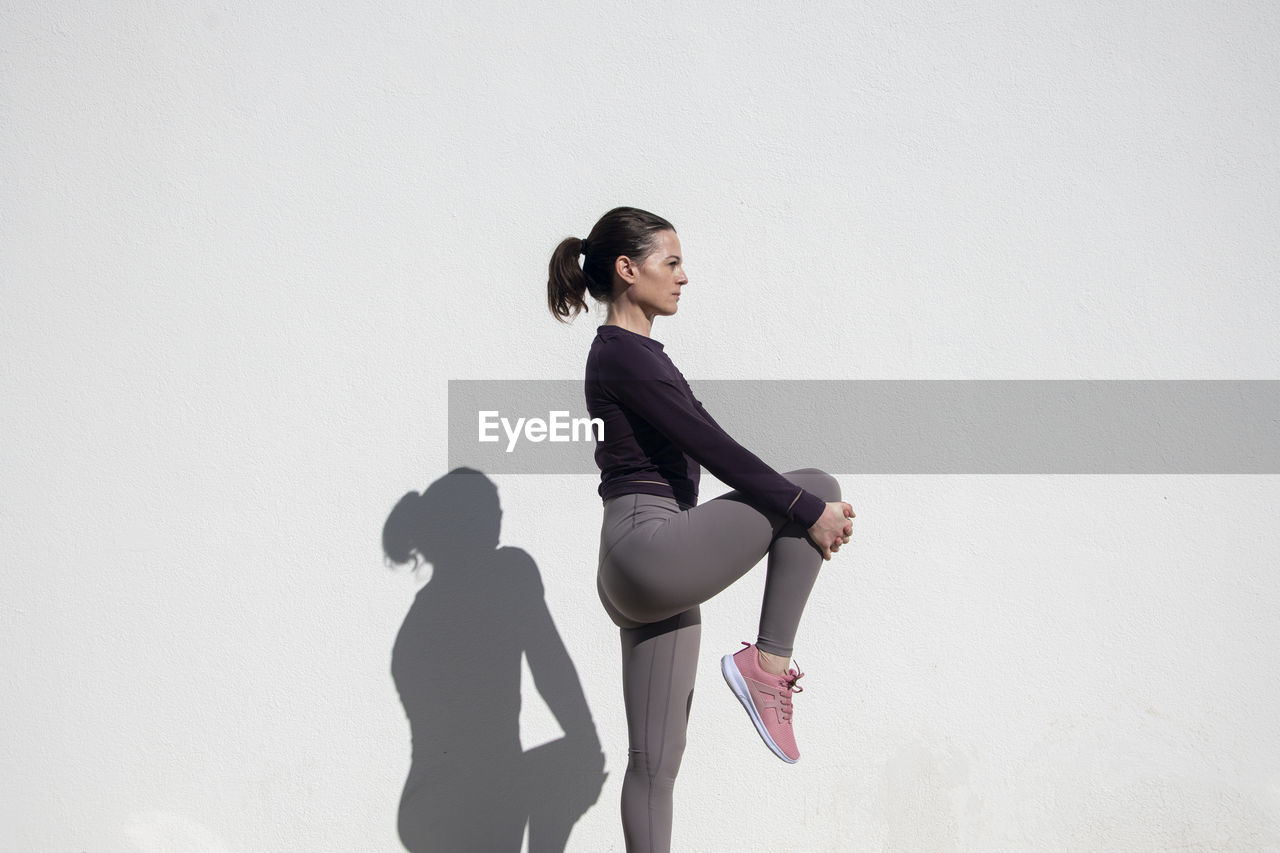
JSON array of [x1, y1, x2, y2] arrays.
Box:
[[583, 324, 827, 529]]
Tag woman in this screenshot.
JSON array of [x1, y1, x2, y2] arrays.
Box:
[[547, 206, 855, 852]]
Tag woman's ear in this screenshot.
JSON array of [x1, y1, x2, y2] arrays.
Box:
[[614, 254, 638, 285]]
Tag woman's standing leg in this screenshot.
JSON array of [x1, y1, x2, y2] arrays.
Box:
[[600, 468, 844, 849], [618, 607, 701, 853]]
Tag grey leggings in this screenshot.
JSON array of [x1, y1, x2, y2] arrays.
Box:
[[596, 468, 842, 853]]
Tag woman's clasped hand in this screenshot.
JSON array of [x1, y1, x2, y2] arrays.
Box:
[[807, 501, 856, 560]]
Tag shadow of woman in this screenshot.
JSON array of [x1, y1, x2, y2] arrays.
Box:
[[382, 467, 607, 852]]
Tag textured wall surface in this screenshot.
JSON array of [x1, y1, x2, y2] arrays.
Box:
[[3, 2, 1279, 851]]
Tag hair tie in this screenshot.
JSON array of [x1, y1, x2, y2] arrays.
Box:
[[580, 239, 589, 256]]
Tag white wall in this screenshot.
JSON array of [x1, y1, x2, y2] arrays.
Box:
[[3, 2, 1278, 851]]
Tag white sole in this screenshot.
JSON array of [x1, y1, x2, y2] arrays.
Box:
[[720, 653, 798, 764]]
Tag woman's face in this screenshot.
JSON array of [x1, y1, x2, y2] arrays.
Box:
[[618, 229, 688, 317]]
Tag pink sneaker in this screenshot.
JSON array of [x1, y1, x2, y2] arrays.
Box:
[[720, 641, 805, 764]]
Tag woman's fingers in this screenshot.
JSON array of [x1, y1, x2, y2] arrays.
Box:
[[837, 503, 856, 550], [814, 501, 856, 559]]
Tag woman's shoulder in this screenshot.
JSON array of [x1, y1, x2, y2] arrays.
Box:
[[588, 326, 669, 380]]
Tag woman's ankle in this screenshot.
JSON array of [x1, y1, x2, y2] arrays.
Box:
[[756, 648, 792, 676]]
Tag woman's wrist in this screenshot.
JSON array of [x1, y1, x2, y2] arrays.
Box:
[[791, 489, 827, 530]]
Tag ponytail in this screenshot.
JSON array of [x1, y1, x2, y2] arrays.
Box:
[[547, 236, 593, 323], [547, 206, 676, 323]]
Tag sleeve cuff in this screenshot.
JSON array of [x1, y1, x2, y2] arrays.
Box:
[[789, 489, 827, 530]]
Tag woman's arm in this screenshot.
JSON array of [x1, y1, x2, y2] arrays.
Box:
[[601, 345, 827, 528]]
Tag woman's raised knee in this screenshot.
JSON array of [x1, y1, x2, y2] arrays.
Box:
[[788, 467, 841, 503]]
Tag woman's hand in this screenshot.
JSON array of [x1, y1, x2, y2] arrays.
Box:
[[807, 501, 855, 560]]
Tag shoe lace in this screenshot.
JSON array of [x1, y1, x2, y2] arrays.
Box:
[[775, 665, 804, 722]]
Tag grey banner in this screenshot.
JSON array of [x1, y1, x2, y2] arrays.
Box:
[[448, 380, 1280, 474]]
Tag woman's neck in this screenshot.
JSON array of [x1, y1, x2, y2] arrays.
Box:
[[604, 303, 655, 338]]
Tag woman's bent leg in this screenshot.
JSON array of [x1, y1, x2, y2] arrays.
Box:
[[600, 469, 842, 844], [600, 468, 842, 657], [619, 608, 701, 853], [757, 468, 843, 655]]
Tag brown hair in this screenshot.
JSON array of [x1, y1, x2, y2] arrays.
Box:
[[547, 206, 676, 323]]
